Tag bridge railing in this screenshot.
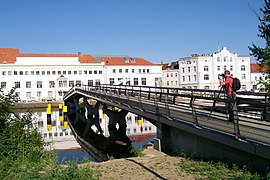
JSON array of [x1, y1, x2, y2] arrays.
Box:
[[64, 84, 270, 145]]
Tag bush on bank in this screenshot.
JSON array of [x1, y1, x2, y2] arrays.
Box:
[[0, 88, 100, 179]]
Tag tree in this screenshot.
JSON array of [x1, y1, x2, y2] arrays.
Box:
[[249, 0, 270, 92]]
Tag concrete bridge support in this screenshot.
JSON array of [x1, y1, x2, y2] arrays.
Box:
[[158, 123, 270, 172]]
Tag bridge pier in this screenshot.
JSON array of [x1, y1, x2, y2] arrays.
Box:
[[157, 123, 270, 172]]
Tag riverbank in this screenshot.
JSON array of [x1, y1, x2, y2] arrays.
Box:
[[80, 147, 195, 180]]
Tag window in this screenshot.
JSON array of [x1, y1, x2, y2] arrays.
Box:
[[26, 81, 31, 88], [182, 68, 185, 73], [42, 71, 45, 75], [37, 81, 42, 88], [95, 79, 100, 86], [143, 69, 145, 73], [126, 78, 130, 85], [118, 78, 123, 85], [37, 91, 42, 98], [241, 65, 245, 71], [49, 81, 55, 88], [171, 73, 173, 77], [193, 66, 196, 72], [167, 73, 169, 77], [217, 65, 220, 71], [89, 70, 92, 74], [36, 71, 40, 75], [224, 66, 226, 71], [230, 65, 233, 71], [52, 71, 56, 75], [68, 71, 71, 75], [204, 66, 208, 71], [133, 128, 137, 133], [230, 57, 233, 62], [8, 71, 12, 75], [63, 71, 66, 75], [26, 92, 31, 98], [139, 69, 141, 73], [74, 71, 77, 75], [79, 70, 82, 75], [147, 69, 150, 73], [204, 86, 210, 90], [69, 81, 74, 87], [109, 78, 114, 85], [20, 71, 23, 75], [188, 75, 191, 81], [217, 57, 220, 62], [1, 82, 6, 89], [119, 69, 122, 73], [113, 69, 116, 73], [15, 82, 20, 88], [99, 70, 102, 74], [132, 69, 135, 73], [182, 76, 185, 81], [142, 78, 146, 85], [175, 73, 177, 77], [194, 75, 196, 81], [87, 80, 93, 86], [76, 80, 81, 86], [58, 71, 61, 75], [14, 71, 17, 75], [134, 78, 138, 85], [94, 70, 97, 74], [188, 67, 190, 72], [204, 74, 209, 80], [241, 74, 246, 80]]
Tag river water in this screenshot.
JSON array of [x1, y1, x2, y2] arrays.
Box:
[[22, 109, 156, 164]]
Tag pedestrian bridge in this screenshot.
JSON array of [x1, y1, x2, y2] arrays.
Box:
[[63, 84, 270, 171]]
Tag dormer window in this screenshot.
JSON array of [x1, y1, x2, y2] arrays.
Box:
[[124, 58, 129, 63], [2, 61, 7, 64], [130, 58, 136, 63]]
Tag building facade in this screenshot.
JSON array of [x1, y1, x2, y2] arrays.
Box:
[[250, 63, 268, 92], [0, 48, 161, 144], [178, 47, 251, 90]]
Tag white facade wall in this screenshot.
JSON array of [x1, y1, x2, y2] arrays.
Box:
[[250, 72, 267, 91], [105, 65, 162, 86], [178, 47, 251, 91], [162, 69, 179, 87]]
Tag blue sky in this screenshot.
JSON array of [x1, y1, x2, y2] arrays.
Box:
[[0, 0, 265, 63]]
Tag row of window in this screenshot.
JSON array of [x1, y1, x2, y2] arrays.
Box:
[[181, 65, 247, 73], [43, 130, 73, 138], [0, 79, 101, 89], [166, 73, 178, 78], [109, 78, 147, 85], [112, 68, 150, 73], [0, 70, 102, 76], [181, 73, 247, 82]]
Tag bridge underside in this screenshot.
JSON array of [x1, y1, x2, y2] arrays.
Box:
[[64, 85, 270, 171]]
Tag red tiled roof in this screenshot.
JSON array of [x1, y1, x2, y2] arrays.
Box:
[[79, 54, 97, 63], [162, 63, 169, 70], [0, 48, 20, 64], [18, 54, 77, 57], [250, 63, 268, 73], [101, 57, 154, 66]]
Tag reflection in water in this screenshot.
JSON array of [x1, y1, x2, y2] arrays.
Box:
[[56, 148, 96, 164]]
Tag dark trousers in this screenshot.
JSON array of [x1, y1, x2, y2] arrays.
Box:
[[226, 94, 238, 121]]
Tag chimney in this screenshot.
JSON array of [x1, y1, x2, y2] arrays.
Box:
[[78, 52, 82, 56]]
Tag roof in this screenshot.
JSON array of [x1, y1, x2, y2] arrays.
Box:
[[18, 54, 77, 57], [78, 54, 97, 63], [162, 63, 169, 70], [0, 48, 20, 64], [250, 63, 268, 73], [101, 57, 155, 66]]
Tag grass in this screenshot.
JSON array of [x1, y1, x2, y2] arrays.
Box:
[[178, 156, 270, 179]]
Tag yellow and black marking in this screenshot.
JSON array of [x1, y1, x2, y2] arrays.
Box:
[[63, 105, 68, 128], [46, 104, 52, 131]]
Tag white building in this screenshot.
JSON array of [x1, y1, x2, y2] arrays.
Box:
[[0, 48, 161, 145], [162, 62, 179, 87], [178, 47, 251, 91]]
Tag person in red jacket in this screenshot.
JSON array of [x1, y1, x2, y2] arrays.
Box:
[[219, 70, 238, 122]]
